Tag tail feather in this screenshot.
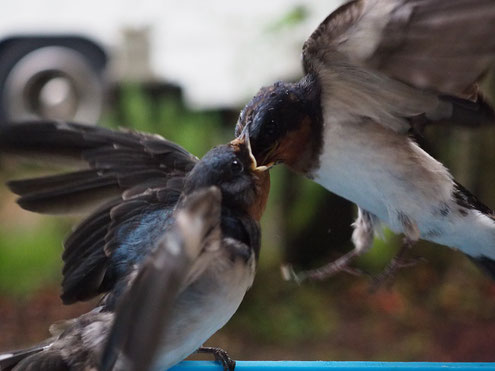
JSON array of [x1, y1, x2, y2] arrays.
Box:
[[0, 344, 49, 371], [453, 181, 494, 218], [9, 351, 68, 371], [439, 93, 495, 128], [451, 182, 495, 280]]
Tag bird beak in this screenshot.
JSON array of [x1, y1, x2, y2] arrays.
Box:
[[234, 125, 273, 172]]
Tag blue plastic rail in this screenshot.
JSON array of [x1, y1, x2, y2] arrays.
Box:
[[170, 361, 495, 371]]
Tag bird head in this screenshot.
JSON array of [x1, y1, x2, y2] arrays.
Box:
[[234, 77, 323, 174], [184, 133, 270, 221]]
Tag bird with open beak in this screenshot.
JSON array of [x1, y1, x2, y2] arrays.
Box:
[[236, 0, 495, 282], [0, 121, 270, 371]]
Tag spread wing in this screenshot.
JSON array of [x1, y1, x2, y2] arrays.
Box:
[[303, 0, 495, 132], [60, 181, 183, 304], [0, 121, 200, 304], [1, 121, 198, 214], [100, 187, 222, 371]]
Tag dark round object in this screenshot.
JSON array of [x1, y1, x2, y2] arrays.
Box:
[[0, 37, 107, 124]]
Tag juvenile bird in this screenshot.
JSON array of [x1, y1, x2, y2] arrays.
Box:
[[236, 0, 495, 281], [0, 187, 221, 371], [0, 121, 270, 370]]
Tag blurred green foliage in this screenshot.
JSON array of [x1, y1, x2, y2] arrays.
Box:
[[104, 84, 227, 156], [0, 219, 63, 296], [265, 5, 309, 33]]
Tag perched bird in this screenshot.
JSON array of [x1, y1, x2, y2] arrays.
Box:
[[100, 187, 226, 371], [0, 121, 270, 370], [236, 0, 495, 281], [0, 187, 221, 371]]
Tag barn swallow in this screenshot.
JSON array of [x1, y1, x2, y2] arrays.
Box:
[[236, 0, 495, 281], [0, 121, 270, 370], [0, 187, 220, 371]]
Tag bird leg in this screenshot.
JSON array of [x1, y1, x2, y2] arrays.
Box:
[[197, 347, 236, 371], [281, 249, 366, 283], [281, 208, 376, 283], [371, 231, 425, 290]]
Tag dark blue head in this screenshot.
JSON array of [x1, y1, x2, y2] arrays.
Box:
[[184, 138, 270, 220], [235, 75, 323, 174]]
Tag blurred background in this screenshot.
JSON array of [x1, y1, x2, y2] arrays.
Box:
[[1, 0, 495, 363]]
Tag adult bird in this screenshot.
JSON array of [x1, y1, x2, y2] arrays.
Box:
[[236, 0, 495, 281], [0, 121, 270, 370]]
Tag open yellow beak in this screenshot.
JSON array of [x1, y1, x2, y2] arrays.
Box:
[[233, 125, 274, 172]]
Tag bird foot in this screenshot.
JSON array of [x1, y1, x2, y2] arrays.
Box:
[[281, 250, 365, 284], [197, 347, 236, 371], [370, 238, 425, 290]]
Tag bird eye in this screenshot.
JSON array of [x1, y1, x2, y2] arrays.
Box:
[[231, 159, 243, 175], [266, 122, 276, 137]]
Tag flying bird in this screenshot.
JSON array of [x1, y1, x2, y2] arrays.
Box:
[[236, 0, 495, 281], [0, 121, 270, 370]]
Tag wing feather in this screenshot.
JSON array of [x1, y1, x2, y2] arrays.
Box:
[[0, 121, 199, 304], [1, 121, 198, 214], [302, 0, 495, 132], [304, 0, 495, 96], [60, 184, 182, 305]]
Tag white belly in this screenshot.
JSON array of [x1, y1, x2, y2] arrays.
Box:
[[313, 119, 454, 233], [312, 119, 495, 260], [152, 258, 254, 371]]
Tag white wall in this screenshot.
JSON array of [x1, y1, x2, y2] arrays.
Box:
[[0, 0, 342, 109]]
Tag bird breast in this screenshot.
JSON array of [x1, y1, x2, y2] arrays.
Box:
[[313, 114, 454, 234], [151, 242, 256, 371]]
